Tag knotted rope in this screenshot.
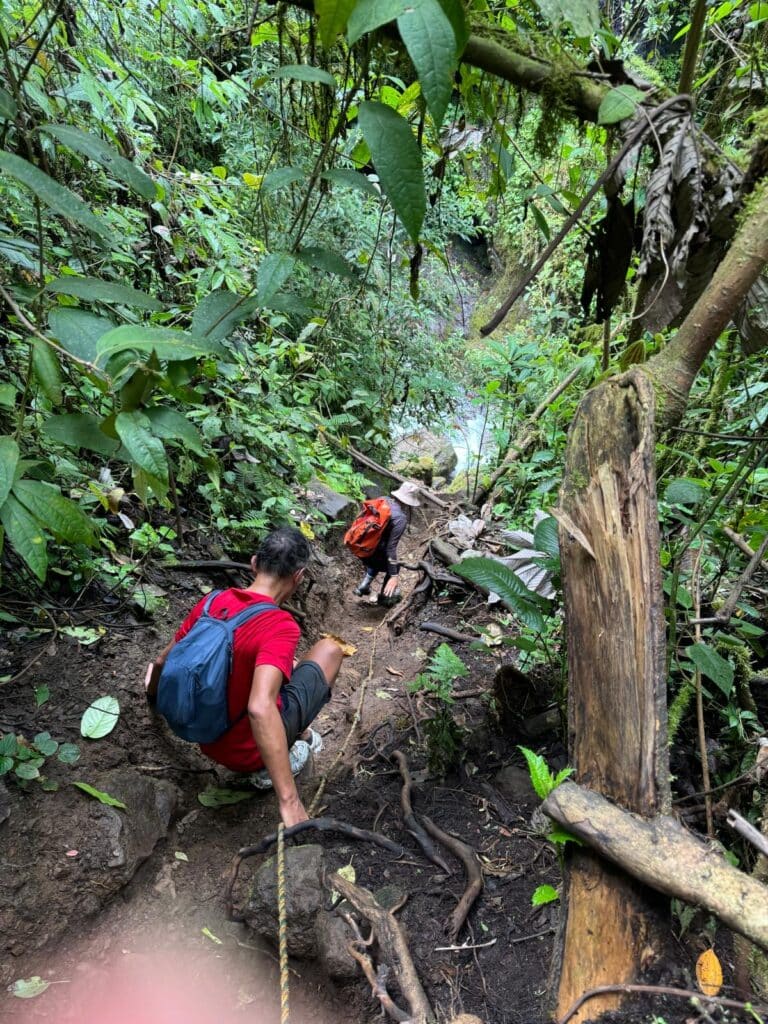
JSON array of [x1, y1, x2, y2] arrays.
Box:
[[277, 821, 290, 1024]]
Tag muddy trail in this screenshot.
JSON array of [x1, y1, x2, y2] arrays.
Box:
[[0, 510, 752, 1024]]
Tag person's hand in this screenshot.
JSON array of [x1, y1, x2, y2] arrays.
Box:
[[279, 793, 309, 828], [383, 576, 399, 597]]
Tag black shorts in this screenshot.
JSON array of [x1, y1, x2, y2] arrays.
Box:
[[279, 660, 331, 747]]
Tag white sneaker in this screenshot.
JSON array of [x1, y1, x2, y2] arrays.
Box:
[[305, 728, 323, 755], [248, 740, 311, 790]]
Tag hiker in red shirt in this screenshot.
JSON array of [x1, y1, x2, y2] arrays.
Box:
[[145, 527, 343, 826]]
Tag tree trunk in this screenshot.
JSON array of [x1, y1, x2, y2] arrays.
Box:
[[554, 370, 669, 1021]]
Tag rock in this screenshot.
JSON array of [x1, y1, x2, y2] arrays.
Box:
[[245, 844, 325, 958], [305, 478, 355, 520], [315, 910, 357, 979], [493, 765, 535, 804], [0, 782, 10, 826], [393, 454, 437, 486], [393, 429, 458, 482], [94, 769, 178, 873]]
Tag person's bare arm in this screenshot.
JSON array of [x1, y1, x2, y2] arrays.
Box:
[[248, 664, 308, 827], [144, 638, 176, 701]]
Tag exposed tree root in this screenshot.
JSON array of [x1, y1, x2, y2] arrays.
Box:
[[556, 983, 768, 1024], [224, 817, 404, 921], [347, 945, 411, 1022], [392, 750, 453, 875], [420, 815, 484, 942]]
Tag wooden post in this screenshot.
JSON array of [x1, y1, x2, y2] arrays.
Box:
[[553, 369, 670, 1020]]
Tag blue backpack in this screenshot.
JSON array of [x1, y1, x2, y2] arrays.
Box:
[[156, 590, 274, 743]]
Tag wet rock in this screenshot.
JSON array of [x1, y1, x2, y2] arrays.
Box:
[[493, 765, 535, 804], [315, 910, 357, 979], [394, 430, 458, 482], [245, 844, 325, 958]]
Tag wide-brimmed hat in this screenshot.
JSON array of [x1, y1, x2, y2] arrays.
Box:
[[391, 481, 422, 507]]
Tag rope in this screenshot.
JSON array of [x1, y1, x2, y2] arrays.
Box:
[[277, 821, 290, 1024]]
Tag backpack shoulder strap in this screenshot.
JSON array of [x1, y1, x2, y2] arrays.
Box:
[[199, 590, 223, 618], [225, 600, 278, 630]]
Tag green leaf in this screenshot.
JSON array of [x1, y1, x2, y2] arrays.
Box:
[[0, 383, 17, 408], [436, 0, 469, 53], [453, 557, 546, 631], [297, 246, 360, 281], [320, 168, 380, 197], [48, 307, 116, 363], [32, 339, 62, 404], [553, 766, 574, 787], [197, 786, 255, 807], [531, 204, 550, 241], [546, 827, 581, 846], [43, 413, 120, 456], [533, 516, 559, 557], [315, 0, 357, 47], [749, 1, 768, 23], [272, 64, 336, 87], [358, 102, 425, 244], [429, 642, 469, 681], [40, 124, 157, 200], [531, 884, 559, 906], [46, 275, 163, 311], [517, 745, 554, 800], [34, 684, 50, 707], [15, 761, 41, 780], [96, 326, 213, 365], [0, 493, 48, 581], [257, 253, 297, 306], [80, 695, 120, 739], [597, 85, 646, 125], [144, 407, 206, 457], [191, 289, 258, 343], [0, 151, 110, 241], [0, 436, 20, 508], [9, 977, 51, 999], [57, 742, 81, 764], [72, 781, 126, 808], [262, 167, 304, 193], [13, 480, 97, 546], [0, 755, 13, 775], [115, 411, 168, 486], [0, 734, 18, 757], [533, 0, 599, 37], [664, 478, 707, 506], [0, 87, 18, 121], [347, 0, 410, 44], [687, 642, 734, 697], [33, 731, 58, 756], [398, 0, 457, 126]]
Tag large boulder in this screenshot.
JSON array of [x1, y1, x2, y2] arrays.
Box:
[[393, 430, 458, 483], [305, 478, 355, 520], [245, 843, 325, 958]]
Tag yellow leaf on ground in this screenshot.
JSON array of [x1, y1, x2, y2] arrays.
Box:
[[321, 633, 357, 657], [696, 948, 723, 996]]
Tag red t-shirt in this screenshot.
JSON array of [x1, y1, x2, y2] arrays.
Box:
[[173, 588, 300, 771]]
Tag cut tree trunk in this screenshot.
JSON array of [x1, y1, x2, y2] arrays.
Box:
[[543, 782, 768, 951], [553, 369, 669, 1021]]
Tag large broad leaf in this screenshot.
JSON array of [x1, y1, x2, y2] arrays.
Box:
[[298, 246, 359, 281], [80, 695, 120, 738], [597, 85, 646, 125], [0, 87, 17, 121], [0, 436, 20, 508], [145, 407, 206, 456], [436, 0, 469, 53], [115, 411, 168, 486], [96, 326, 213, 365], [72, 781, 126, 808], [315, 0, 357, 47], [32, 339, 62, 403], [397, 0, 458, 127], [262, 167, 304, 193], [664, 478, 707, 506], [257, 253, 297, 306], [41, 124, 156, 200], [533, 515, 559, 557], [320, 167, 380, 197], [358, 102, 425, 244], [687, 642, 734, 697], [46, 275, 163, 311], [0, 493, 47, 581], [190, 289, 258, 343], [0, 151, 110, 241], [198, 785, 255, 807], [43, 413, 120, 456], [48, 307, 116, 363], [347, 0, 410, 44], [532, 0, 599, 37], [13, 480, 98, 546], [272, 65, 336, 87], [453, 556, 546, 631]]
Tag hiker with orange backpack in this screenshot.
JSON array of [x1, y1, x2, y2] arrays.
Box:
[[344, 482, 421, 605]]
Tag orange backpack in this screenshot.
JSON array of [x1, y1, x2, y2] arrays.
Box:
[[343, 498, 392, 558]]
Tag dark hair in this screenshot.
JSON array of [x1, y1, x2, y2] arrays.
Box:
[[254, 527, 311, 578]]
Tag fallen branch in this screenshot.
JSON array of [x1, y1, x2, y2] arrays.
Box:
[[388, 571, 432, 636], [543, 781, 768, 949], [224, 817, 404, 921], [727, 808, 768, 859], [723, 526, 768, 573], [420, 815, 484, 942], [691, 532, 768, 625], [347, 946, 410, 1022], [557, 982, 768, 1024], [419, 622, 477, 643], [392, 751, 452, 875], [329, 872, 433, 1024]]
